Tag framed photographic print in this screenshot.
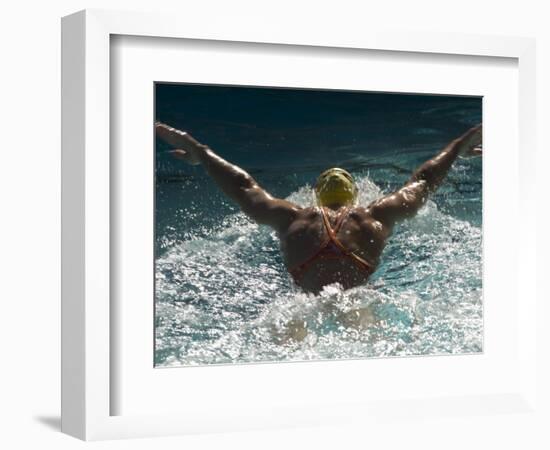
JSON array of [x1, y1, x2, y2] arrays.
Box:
[[153, 83, 483, 367], [62, 9, 538, 441]]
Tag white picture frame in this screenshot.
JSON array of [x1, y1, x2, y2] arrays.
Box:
[[61, 9, 538, 441]]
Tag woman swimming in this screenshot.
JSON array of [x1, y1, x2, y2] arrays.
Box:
[[156, 122, 482, 294]]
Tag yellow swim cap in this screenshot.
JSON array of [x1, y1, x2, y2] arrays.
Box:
[[314, 168, 358, 207]]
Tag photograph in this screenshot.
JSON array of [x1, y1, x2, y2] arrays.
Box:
[[154, 83, 483, 367]]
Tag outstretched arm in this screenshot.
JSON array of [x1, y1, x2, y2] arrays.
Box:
[[368, 124, 482, 227], [156, 122, 300, 232]]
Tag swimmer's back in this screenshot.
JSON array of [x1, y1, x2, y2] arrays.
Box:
[[279, 206, 391, 292]]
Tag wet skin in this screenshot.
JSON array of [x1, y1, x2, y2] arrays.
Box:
[[156, 122, 482, 293], [279, 205, 389, 293]]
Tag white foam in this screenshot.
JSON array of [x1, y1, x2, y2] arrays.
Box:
[[155, 174, 482, 366]]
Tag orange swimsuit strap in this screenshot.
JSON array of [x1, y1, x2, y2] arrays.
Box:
[[289, 207, 374, 282]]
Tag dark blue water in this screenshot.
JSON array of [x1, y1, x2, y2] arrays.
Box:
[[154, 84, 482, 366]]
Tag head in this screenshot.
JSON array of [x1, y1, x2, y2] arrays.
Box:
[[314, 168, 358, 208]]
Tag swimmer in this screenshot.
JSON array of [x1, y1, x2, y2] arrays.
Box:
[[156, 122, 482, 294]]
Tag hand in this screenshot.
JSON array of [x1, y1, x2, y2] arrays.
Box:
[[457, 124, 482, 158], [155, 122, 207, 165]]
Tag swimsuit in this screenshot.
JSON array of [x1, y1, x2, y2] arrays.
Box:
[[289, 207, 375, 282]]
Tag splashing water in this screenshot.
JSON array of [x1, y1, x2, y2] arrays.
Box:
[[155, 175, 482, 367]]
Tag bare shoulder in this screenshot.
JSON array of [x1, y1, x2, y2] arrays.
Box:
[[292, 206, 319, 222], [348, 206, 391, 234], [348, 206, 374, 221], [286, 206, 320, 227], [300, 205, 319, 215]]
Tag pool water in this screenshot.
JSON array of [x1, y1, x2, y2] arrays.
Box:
[[154, 85, 482, 367]]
